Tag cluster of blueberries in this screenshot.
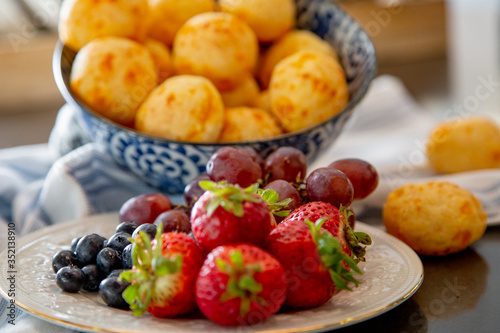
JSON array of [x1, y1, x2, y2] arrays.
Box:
[[51, 221, 157, 309]]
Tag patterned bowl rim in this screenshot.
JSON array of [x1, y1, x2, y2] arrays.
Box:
[[52, 1, 377, 147]]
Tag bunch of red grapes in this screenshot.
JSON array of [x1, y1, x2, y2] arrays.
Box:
[[120, 146, 379, 230]]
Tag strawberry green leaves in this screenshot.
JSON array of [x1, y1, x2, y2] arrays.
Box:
[[200, 180, 293, 218], [306, 218, 363, 291], [200, 181, 262, 217], [340, 206, 372, 263], [120, 223, 182, 316], [216, 249, 264, 317], [258, 188, 292, 217]]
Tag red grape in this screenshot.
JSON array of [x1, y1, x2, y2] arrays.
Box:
[[240, 146, 264, 168], [328, 158, 378, 200], [263, 180, 302, 223], [206, 146, 262, 188], [184, 174, 210, 206], [306, 167, 353, 208], [263, 147, 307, 183], [119, 193, 172, 225], [154, 210, 191, 234]]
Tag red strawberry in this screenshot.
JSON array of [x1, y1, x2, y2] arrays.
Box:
[[265, 214, 371, 309], [284, 201, 371, 261], [190, 181, 276, 252], [120, 227, 204, 317], [196, 243, 287, 326]]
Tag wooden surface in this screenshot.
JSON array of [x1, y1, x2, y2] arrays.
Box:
[[337, 0, 447, 66]]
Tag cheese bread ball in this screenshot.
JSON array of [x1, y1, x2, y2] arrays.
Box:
[[219, 0, 295, 43], [269, 50, 348, 132], [426, 117, 500, 174], [172, 12, 259, 91], [220, 75, 260, 108], [258, 30, 339, 88], [59, 0, 149, 51], [147, 0, 216, 46], [383, 181, 487, 256], [135, 75, 224, 142], [70, 37, 158, 127], [143, 38, 173, 83], [218, 107, 283, 142], [255, 90, 271, 112]]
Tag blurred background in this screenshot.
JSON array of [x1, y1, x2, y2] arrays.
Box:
[[0, 0, 498, 148]]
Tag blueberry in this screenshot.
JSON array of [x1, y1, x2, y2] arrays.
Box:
[[106, 233, 131, 254], [56, 266, 84, 293], [107, 269, 126, 279], [52, 250, 80, 273], [70, 237, 81, 252], [76, 234, 107, 266], [99, 277, 130, 310], [131, 223, 157, 241], [121, 244, 133, 269], [115, 221, 139, 235], [81, 265, 102, 291], [97, 247, 122, 276]]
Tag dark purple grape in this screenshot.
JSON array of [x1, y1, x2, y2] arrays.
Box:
[[154, 210, 191, 233], [184, 174, 210, 206], [119, 193, 172, 225], [97, 248, 122, 276], [263, 180, 302, 223], [115, 221, 139, 235], [82, 264, 102, 291], [240, 147, 264, 168], [306, 167, 354, 208], [329, 158, 379, 200], [52, 250, 80, 273], [99, 277, 130, 310], [263, 147, 307, 182], [70, 237, 81, 252], [206, 146, 262, 188], [56, 266, 84, 293], [75, 234, 107, 266], [106, 233, 132, 254], [121, 244, 133, 269], [131, 223, 157, 241]]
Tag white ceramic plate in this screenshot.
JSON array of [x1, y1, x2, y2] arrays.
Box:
[[0, 213, 423, 333]]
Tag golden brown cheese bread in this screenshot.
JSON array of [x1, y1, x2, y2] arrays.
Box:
[[426, 117, 500, 173], [219, 75, 260, 108], [135, 75, 224, 142], [218, 107, 283, 142], [269, 50, 348, 132], [219, 0, 296, 43], [70, 37, 158, 127], [59, 0, 149, 51], [383, 181, 487, 256], [172, 12, 259, 92], [258, 30, 339, 88], [143, 38, 173, 84], [147, 0, 216, 46], [254, 90, 271, 112]]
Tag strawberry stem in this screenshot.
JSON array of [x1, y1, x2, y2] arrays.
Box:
[[216, 249, 264, 317]]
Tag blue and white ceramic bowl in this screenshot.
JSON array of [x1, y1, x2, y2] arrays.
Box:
[[53, 0, 377, 194]]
